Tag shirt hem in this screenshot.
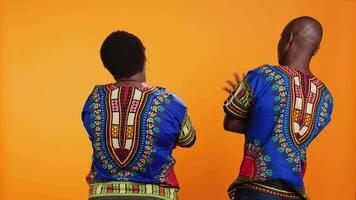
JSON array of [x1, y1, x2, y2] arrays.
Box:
[[88, 181, 178, 200]]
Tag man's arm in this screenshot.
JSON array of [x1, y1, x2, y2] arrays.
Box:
[[223, 114, 247, 134], [223, 72, 251, 134]]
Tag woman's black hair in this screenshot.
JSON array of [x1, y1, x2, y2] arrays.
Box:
[[100, 31, 146, 80]]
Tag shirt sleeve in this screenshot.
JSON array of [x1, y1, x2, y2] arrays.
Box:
[[223, 75, 254, 120], [165, 93, 196, 148], [176, 112, 196, 147]]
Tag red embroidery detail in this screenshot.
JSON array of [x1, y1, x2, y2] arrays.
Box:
[[240, 156, 255, 178]]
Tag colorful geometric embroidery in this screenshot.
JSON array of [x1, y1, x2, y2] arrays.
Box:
[[176, 113, 196, 147], [318, 94, 333, 128], [155, 157, 177, 186], [88, 84, 175, 181], [107, 86, 149, 166], [278, 66, 324, 145], [228, 139, 272, 199], [89, 182, 178, 200], [239, 139, 273, 180], [83, 82, 196, 200], [225, 64, 333, 200], [257, 66, 302, 174], [224, 78, 254, 119], [257, 65, 327, 175]]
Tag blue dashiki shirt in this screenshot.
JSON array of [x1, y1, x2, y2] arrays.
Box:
[[224, 65, 333, 199], [82, 83, 196, 200]]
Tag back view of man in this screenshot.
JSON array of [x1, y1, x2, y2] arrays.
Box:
[[223, 16, 333, 200]]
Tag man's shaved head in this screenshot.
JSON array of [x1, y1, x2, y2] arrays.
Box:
[[278, 16, 323, 67]]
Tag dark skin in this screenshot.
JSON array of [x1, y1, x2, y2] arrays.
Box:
[[223, 73, 247, 133], [223, 16, 323, 133], [278, 16, 323, 74], [115, 65, 147, 87]]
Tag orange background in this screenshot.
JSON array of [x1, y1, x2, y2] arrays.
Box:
[[1, 0, 355, 199]]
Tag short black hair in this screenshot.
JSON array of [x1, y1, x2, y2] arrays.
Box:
[[100, 31, 146, 80]]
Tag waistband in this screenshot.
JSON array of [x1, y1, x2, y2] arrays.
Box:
[[89, 182, 178, 200], [239, 182, 302, 199]]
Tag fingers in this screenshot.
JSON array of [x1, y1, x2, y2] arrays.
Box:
[[223, 72, 246, 94], [233, 72, 241, 84], [225, 80, 236, 88], [223, 87, 233, 94]]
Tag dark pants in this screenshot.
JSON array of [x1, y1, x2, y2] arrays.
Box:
[[234, 187, 304, 200], [89, 197, 162, 200]]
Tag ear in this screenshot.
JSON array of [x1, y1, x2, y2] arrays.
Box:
[[287, 32, 294, 44], [313, 45, 320, 56]]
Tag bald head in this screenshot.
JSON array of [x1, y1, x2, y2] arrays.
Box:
[[285, 16, 323, 52], [278, 16, 323, 67]]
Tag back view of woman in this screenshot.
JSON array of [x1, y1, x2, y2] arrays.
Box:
[[81, 31, 196, 200]]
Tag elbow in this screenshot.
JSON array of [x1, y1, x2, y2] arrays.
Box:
[[181, 135, 196, 148], [223, 123, 233, 132], [177, 131, 196, 148], [223, 118, 246, 134], [224, 123, 240, 133], [223, 117, 236, 132]]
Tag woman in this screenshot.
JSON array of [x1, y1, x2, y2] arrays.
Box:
[[81, 31, 196, 200]]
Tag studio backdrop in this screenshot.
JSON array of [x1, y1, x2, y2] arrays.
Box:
[[0, 0, 355, 199]]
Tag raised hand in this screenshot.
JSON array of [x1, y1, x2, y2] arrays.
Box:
[[223, 72, 246, 94]]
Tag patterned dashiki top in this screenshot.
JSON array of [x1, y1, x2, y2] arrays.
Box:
[[82, 83, 196, 200], [224, 65, 333, 199]]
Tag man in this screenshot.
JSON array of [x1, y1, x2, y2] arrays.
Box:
[[223, 16, 333, 200], [82, 31, 196, 200]]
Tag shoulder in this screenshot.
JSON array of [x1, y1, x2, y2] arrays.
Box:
[[244, 64, 280, 81], [248, 64, 282, 76], [241, 64, 278, 92], [84, 84, 115, 105], [152, 87, 187, 116], [167, 92, 187, 109], [89, 84, 108, 94], [152, 87, 186, 106], [82, 84, 105, 111], [84, 84, 104, 99]]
